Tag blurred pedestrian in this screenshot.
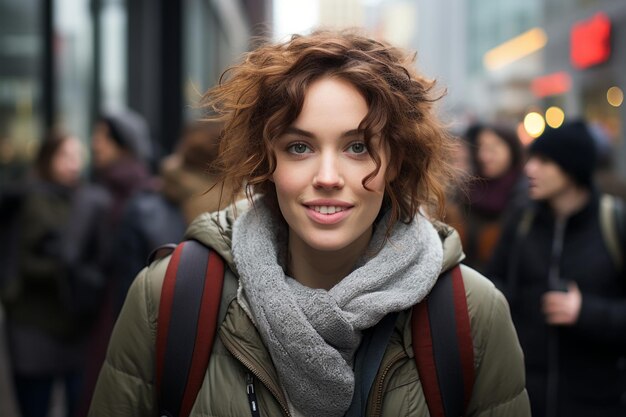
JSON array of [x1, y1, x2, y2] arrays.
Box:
[[77, 107, 157, 415], [112, 121, 234, 313], [3, 131, 110, 417], [462, 122, 526, 272], [89, 29, 529, 416], [444, 133, 473, 245], [91, 108, 156, 225], [487, 120, 626, 417]]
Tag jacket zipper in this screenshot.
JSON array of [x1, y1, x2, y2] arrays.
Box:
[[220, 330, 292, 417], [370, 351, 405, 417]]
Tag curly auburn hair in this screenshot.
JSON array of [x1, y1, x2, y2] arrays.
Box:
[[201, 29, 454, 230]]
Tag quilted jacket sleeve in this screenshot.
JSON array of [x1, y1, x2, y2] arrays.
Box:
[[462, 265, 531, 417], [87, 258, 167, 416]]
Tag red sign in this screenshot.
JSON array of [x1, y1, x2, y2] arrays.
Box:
[[531, 72, 572, 98], [571, 12, 611, 69]]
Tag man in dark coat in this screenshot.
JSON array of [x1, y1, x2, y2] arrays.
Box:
[[487, 120, 626, 417]]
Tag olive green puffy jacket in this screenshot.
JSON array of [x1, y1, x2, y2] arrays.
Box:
[[88, 207, 530, 416]]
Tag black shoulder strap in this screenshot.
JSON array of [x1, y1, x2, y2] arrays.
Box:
[[155, 240, 225, 417], [345, 312, 398, 417], [413, 265, 475, 417]]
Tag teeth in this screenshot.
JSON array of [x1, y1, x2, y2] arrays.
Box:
[[312, 206, 345, 214]]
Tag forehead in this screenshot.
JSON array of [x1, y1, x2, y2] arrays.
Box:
[[292, 77, 368, 134], [478, 130, 506, 147], [529, 155, 566, 175]]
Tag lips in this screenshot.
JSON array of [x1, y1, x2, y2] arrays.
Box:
[[303, 199, 353, 211], [303, 200, 353, 224]]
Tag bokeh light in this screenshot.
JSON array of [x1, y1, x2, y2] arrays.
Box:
[[545, 106, 565, 128], [523, 112, 546, 138], [607, 86, 624, 107]]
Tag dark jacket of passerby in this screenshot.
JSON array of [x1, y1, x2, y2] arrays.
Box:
[[5, 181, 109, 342], [112, 192, 185, 312], [487, 121, 626, 417], [112, 121, 231, 313], [95, 156, 155, 227]]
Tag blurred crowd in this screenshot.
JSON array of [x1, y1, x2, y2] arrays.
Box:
[[0, 110, 229, 417], [448, 119, 626, 416], [1, 107, 626, 417]]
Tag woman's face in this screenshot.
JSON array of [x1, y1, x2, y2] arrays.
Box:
[[272, 76, 389, 254], [51, 136, 84, 187], [477, 129, 513, 179]]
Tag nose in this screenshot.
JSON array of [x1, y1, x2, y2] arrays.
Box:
[[313, 152, 344, 190], [524, 158, 537, 177]]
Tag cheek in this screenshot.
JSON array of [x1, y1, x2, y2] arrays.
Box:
[[272, 165, 302, 200], [499, 149, 512, 168]]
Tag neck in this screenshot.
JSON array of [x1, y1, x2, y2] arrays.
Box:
[[287, 227, 372, 290], [549, 185, 590, 219]]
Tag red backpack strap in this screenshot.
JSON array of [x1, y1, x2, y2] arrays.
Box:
[[155, 239, 225, 417], [412, 264, 475, 417]]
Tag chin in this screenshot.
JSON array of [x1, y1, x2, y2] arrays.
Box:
[[304, 239, 350, 253], [529, 191, 546, 201], [299, 230, 357, 253]]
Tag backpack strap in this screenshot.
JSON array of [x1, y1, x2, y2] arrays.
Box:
[[600, 194, 624, 271], [345, 312, 399, 417], [413, 265, 475, 417], [155, 240, 225, 417]]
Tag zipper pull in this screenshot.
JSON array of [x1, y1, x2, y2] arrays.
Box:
[[246, 373, 261, 417]]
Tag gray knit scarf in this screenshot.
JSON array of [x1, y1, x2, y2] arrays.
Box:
[[231, 198, 443, 417]]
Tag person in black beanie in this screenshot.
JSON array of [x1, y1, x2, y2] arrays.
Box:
[[486, 119, 626, 417], [527, 120, 597, 189]]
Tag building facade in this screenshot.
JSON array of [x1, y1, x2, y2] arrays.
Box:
[[0, 0, 270, 183]]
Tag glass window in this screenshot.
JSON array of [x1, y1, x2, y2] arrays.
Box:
[[100, 0, 127, 112], [183, 0, 250, 122], [0, 0, 43, 183], [55, 0, 94, 146]]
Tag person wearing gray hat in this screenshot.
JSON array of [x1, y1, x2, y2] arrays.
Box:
[[93, 110, 153, 166], [79, 109, 157, 415], [487, 120, 626, 417], [90, 108, 156, 224]]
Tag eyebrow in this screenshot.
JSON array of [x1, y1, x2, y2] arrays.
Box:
[[283, 126, 362, 139]]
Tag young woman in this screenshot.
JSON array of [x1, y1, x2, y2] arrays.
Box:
[[461, 123, 526, 272], [89, 30, 530, 416]]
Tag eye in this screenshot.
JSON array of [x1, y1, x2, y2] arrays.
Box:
[[287, 142, 312, 154], [346, 141, 367, 155]]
